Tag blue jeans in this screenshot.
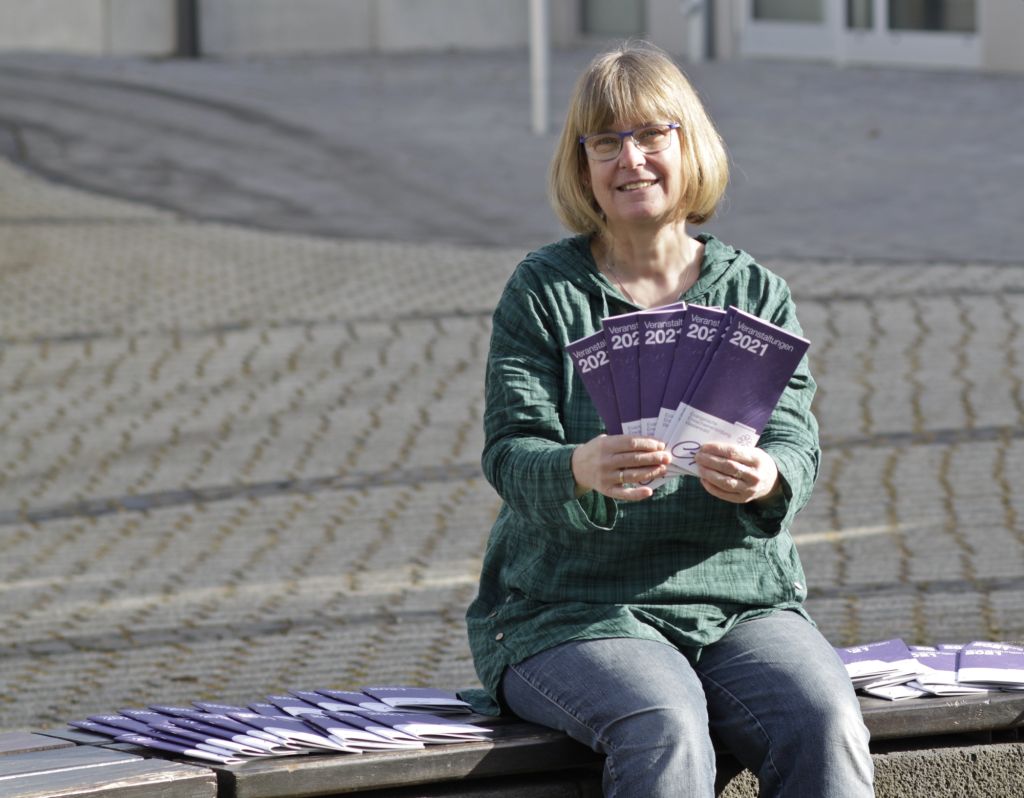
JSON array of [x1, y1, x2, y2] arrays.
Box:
[[500, 611, 873, 798]]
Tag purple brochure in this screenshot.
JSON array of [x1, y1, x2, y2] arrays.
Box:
[[266, 694, 325, 718], [957, 642, 1024, 689], [119, 708, 173, 725], [290, 689, 367, 714], [227, 711, 356, 751], [188, 704, 299, 749], [303, 711, 424, 750], [835, 638, 919, 688], [566, 330, 621, 435], [910, 649, 989, 696], [249, 702, 291, 717], [70, 718, 141, 738], [115, 733, 245, 764], [167, 715, 293, 754], [355, 710, 491, 743], [602, 311, 644, 434], [149, 720, 272, 758], [322, 710, 424, 746], [637, 305, 687, 437], [193, 701, 250, 715], [86, 714, 152, 735], [360, 686, 472, 714], [115, 709, 249, 757], [655, 306, 727, 444], [313, 688, 394, 713], [666, 307, 809, 475], [94, 714, 243, 760], [149, 705, 204, 718]]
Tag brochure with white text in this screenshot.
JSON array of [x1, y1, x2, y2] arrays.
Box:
[[360, 686, 473, 714], [654, 306, 727, 445], [665, 307, 809, 475], [637, 305, 688, 437], [566, 330, 622, 434], [957, 642, 1024, 690], [602, 311, 644, 435], [835, 638, 921, 689]]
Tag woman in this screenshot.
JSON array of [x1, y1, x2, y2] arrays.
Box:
[[464, 42, 873, 797]]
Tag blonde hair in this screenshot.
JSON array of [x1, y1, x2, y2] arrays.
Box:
[[549, 42, 729, 235]]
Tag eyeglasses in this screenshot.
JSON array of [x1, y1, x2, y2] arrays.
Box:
[[579, 123, 681, 161]]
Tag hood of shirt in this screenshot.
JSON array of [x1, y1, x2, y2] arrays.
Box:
[[526, 233, 756, 313]]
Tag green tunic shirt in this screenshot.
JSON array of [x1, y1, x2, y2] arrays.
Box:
[[464, 233, 820, 714]]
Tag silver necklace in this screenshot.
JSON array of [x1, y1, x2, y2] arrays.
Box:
[[602, 250, 639, 306]]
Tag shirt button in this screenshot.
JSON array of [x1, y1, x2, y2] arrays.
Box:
[[495, 632, 505, 641]]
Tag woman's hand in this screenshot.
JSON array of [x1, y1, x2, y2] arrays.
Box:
[[693, 442, 782, 506], [571, 434, 671, 501]]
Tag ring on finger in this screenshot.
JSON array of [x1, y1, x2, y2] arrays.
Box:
[[618, 469, 625, 485]]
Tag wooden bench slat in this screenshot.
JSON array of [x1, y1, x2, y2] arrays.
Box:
[[0, 732, 74, 756], [215, 720, 600, 798], [1, 759, 218, 798], [859, 692, 1024, 740], [0, 745, 141, 780]]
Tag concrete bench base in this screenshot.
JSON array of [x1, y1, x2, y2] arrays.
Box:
[[718, 734, 1024, 798]]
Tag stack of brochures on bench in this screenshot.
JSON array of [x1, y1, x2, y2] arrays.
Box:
[[836, 639, 1024, 701], [567, 303, 809, 479], [69, 686, 490, 765]]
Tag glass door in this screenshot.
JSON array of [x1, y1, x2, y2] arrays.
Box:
[[842, 0, 979, 67], [742, 0, 980, 68]]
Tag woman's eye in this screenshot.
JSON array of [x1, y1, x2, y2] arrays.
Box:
[[636, 127, 665, 143]]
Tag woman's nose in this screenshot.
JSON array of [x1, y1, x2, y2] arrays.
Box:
[[618, 136, 646, 167]]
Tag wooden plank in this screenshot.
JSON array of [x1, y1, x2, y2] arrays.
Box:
[[860, 692, 1024, 740], [0, 745, 141, 780], [216, 720, 601, 798], [2, 758, 217, 798], [0, 732, 74, 756]]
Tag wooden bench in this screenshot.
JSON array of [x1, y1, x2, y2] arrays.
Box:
[[0, 730, 216, 798], [8, 693, 1024, 798]]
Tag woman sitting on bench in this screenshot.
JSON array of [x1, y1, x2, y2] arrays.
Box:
[[465, 41, 874, 797]]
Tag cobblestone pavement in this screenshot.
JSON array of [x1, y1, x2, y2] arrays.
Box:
[[1, 50, 1023, 734]]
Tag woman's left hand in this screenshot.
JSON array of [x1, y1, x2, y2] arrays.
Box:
[[693, 441, 782, 506]]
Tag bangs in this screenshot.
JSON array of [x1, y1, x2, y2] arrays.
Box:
[[574, 52, 682, 134]]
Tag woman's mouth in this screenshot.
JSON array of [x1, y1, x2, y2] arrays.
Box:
[[618, 179, 658, 191]]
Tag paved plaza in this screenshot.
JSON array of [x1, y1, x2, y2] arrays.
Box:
[[0, 48, 1023, 733]]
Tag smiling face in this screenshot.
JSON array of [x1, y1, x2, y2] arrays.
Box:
[[549, 44, 729, 237], [585, 121, 684, 234]]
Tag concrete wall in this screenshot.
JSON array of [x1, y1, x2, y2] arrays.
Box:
[[0, 0, 174, 55], [198, 0, 584, 56], [980, 0, 1024, 72], [0, 0, 581, 56], [0, 0, 1019, 72]]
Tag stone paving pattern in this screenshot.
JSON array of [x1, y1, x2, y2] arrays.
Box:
[[0, 48, 1023, 733]]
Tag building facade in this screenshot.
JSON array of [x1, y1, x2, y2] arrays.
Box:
[[1, 0, 1021, 72]]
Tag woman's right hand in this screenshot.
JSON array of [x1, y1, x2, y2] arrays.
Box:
[[571, 434, 671, 501]]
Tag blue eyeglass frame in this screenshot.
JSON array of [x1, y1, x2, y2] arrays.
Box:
[[578, 123, 681, 154]]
